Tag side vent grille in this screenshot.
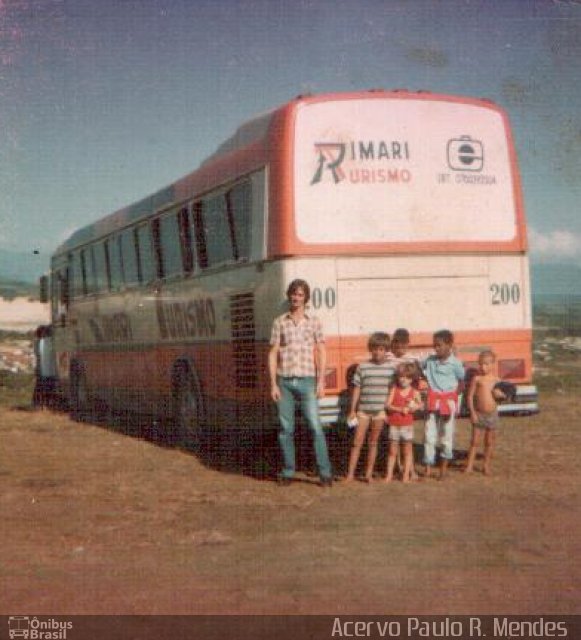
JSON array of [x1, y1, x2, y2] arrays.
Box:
[[230, 293, 258, 389]]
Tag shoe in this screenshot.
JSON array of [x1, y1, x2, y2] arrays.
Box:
[[319, 477, 333, 488], [277, 476, 292, 486]]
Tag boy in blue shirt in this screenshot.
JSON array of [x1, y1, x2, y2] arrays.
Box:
[[422, 329, 465, 479]]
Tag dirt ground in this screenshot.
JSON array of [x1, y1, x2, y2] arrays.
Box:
[[1, 386, 579, 615]]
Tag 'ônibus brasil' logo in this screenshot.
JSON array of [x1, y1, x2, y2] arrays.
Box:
[[310, 139, 411, 186], [8, 616, 73, 640]]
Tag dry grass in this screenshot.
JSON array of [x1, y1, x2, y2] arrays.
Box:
[[1, 377, 579, 614]]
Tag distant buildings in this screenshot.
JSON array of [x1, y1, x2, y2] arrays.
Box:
[[0, 341, 34, 373]]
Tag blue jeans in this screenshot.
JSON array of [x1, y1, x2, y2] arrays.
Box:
[[276, 376, 333, 480]]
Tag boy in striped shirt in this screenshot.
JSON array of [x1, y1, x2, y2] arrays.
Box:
[[344, 332, 392, 483]]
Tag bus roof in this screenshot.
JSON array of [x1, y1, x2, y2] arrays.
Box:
[[54, 89, 506, 255], [54, 106, 280, 255]]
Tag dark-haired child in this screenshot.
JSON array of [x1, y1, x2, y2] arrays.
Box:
[[387, 328, 422, 373], [422, 330, 465, 479], [345, 332, 392, 483]]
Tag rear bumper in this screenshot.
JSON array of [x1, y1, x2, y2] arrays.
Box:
[[319, 383, 539, 426], [319, 395, 347, 426], [461, 384, 539, 417], [494, 384, 539, 416]]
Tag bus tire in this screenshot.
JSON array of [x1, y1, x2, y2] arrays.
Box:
[[70, 366, 90, 422], [172, 366, 205, 448]]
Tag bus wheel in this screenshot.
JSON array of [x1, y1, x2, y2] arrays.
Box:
[[70, 368, 90, 422], [173, 369, 204, 448]]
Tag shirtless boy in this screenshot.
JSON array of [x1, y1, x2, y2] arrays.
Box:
[[464, 350, 506, 475]]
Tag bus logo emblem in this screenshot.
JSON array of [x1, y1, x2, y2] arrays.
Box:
[[311, 143, 346, 184], [447, 136, 484, 172]]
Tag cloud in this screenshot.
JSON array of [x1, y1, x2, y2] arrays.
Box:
[[529, 227, 581, 263]]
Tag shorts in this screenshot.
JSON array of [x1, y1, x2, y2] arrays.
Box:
[[388, 425, 414, 442], [474, 410, 499, 430], [354, 411, 386, 434], [356, 410, 387, 421]]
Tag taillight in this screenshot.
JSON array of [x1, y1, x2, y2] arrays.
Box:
[[325, 367, 338, 389], [498, 359, 525, 380]]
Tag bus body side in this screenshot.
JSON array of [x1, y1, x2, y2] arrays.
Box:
[[49, 167, 278, 428]]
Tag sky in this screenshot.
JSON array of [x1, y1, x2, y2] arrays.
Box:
[[1, 0, 580, 274]]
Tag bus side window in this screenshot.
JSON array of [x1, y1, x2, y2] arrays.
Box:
[[108, 235, 124, 290], [155, 212, 183, 279], [93, 241, 110, 292], [82, 248, 96, 295], [71, 250, 85, 298], [120, 228, 139, 286], [226, 181, 252, 262], [53, 267, 69, 325], [179, 206, 194, 274], [136, 224, 156, 284], [198, 195, 233, 268], [151, 219, 162, 279], [192, 201, 208, 270]]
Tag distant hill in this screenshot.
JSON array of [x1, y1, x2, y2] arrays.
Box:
[[0, 281, 38, 301], [530, 262, 581, 302]]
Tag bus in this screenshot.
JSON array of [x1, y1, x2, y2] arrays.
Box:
[[41, 89, 538, 442]]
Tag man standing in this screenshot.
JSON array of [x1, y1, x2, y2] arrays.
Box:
[[269, 279, 333, 487]]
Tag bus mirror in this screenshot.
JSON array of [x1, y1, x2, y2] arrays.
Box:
[[39, 275, 49, 303]]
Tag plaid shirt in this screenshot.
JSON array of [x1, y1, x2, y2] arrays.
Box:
[[270, 311, 325, 378]]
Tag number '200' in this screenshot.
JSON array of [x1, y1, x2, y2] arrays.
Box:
[[490, 283, 520, 305], [312, 287, 336, 309]]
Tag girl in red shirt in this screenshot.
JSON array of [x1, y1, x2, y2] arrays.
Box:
[[385, 363, 423, 483]]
